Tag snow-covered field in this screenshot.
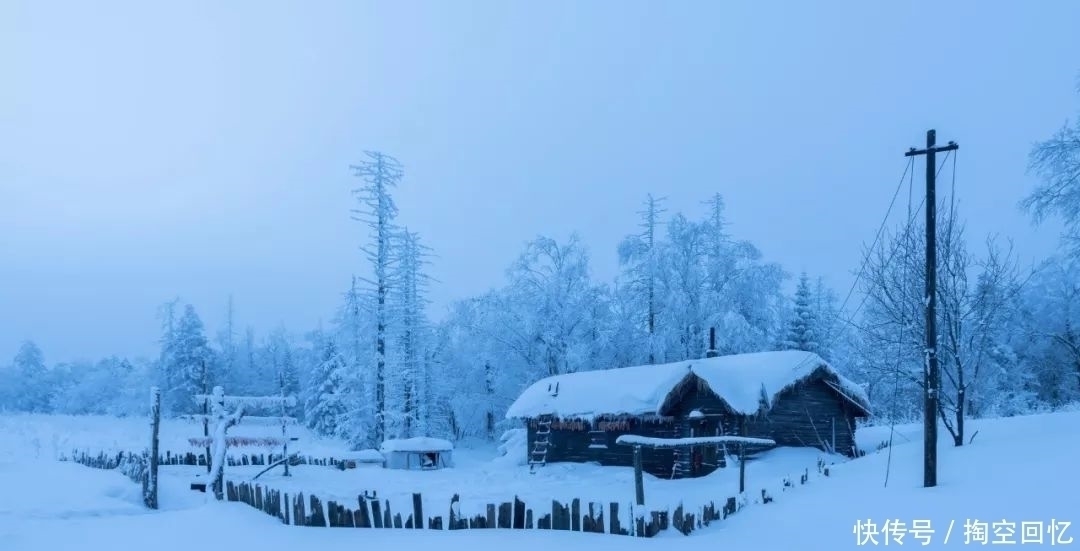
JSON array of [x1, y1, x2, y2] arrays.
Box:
[[0, 413, 348, 462], [1, 411, 1077, 549]]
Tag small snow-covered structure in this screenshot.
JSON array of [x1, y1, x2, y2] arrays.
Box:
[[379, 437, 454, 470], [506, 350, 871, 478]]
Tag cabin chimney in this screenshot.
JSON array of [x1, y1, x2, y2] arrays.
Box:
[[706, 327, 719, 358]]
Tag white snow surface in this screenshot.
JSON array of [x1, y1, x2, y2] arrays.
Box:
[[0, 413, 346, 462], [506, 350, 869, 420], [341, 449, 385, 462], [380, 437, 454, 452], [1, 410, 1078, 549]]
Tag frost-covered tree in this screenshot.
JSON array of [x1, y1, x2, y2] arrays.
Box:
[[350, 150, 403, 444], [783, 272, 820, 355], [1016, 257, 1080, 407], [859, 203, 1021, 443], [389, 228, 434, 437], [13, 341, 50, 412], [1023, 84, 1080, 255], [305, 338, 348, 437], [652, 197, 785, 361], [170, 304, 214, 414], [216, 295, 240, 392], [617, 194, 667, 364], [506, 234, 603, 377], [331, 277, 376, 447], [266, 328, 301, 418], [155, 298, 180, 405]]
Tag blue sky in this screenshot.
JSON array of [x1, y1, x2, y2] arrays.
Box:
[[2, 1, 1077, 363]]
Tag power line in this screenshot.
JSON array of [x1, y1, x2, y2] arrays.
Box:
[[836, 156, 916, 316], [846, 150, 955, 323]]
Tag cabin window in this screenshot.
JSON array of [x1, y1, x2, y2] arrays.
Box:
[[588, 431, 608, 449]]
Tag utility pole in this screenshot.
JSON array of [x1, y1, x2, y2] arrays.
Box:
[[905, 129, 958, 488]]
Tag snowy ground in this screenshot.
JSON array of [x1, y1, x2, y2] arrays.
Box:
[[1, 411, 1077, 549], [0, 413, 347, 462]]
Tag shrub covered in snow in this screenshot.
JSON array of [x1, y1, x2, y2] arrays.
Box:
[[493, 428, 527, 467]]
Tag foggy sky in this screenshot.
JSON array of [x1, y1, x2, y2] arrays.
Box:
[[2, 0, 1077, 364]]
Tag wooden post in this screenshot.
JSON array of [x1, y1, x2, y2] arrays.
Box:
[[146, 387, 160, 510], [738, 417, 747, 494], [738, 443, 746, 494], [905, 130, 958, 488], [633, 445, 645, 506]]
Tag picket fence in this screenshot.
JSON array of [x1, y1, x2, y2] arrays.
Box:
[[66, 448, 348, 469], [225, 480, 749, 537], [64, 450, 154, 508]]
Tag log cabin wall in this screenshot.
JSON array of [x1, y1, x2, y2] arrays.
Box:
[[526, 416, 682, 477], [744, 378, 859, 456]]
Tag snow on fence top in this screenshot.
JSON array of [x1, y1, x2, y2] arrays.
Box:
[[182, 415, 299, 426], [379, 437, 454, 453], [614, 435, 776, 448], [191, 393, 297, 410], [505, 350, 871, 421]]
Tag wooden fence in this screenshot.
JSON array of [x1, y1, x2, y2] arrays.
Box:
[[225, 481, 744, 537], [160, 450, 348, 468], [67, 448, 350, 469], [64, 450, 154, 508]]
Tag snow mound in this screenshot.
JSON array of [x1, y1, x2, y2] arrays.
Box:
[[493, 429, 528, 467]]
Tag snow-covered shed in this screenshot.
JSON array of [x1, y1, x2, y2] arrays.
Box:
[[505, 350, 871, 478], [379, 437, 454, 470]]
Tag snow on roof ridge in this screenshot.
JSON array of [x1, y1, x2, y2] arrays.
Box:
[[505, 350, 870, 420]]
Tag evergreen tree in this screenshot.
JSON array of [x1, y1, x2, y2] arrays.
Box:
[[171, 304, 213, 414], [14, 341, 50, 412], [350, 150, 403, 444], [617, 194, 667, 364], [390, 228, 433, 437], [305, 338, 348, 437], [783, 272, 820, 354]]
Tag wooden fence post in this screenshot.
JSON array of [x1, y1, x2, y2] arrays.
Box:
[[146, 387, 160, 510], [633, 445, 645, 506]]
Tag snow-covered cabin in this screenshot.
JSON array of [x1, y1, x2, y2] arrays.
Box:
[[379, 437, 454, 470], [505, 351, 871, 479]]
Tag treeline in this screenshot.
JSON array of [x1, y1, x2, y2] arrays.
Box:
[[3, 90, 1079, 451]]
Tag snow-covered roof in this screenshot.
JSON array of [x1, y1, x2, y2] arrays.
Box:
[[379, 437, 454, 453], [505, 350, 871, 420]]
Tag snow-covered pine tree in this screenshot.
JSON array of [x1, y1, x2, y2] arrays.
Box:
[[155, 298, 180, 412], [783, 272, 820, 355], [216, 295, 240, 392], [332, 276, 376, 448], [305, 338, 348, 437], [171, 304, 214, 414], [13, 341, 50, 412], [390, 228, 434, 438], [350, 150, 403, 445], [266, 328, 301, 417], [617, 194, 667, 364]]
